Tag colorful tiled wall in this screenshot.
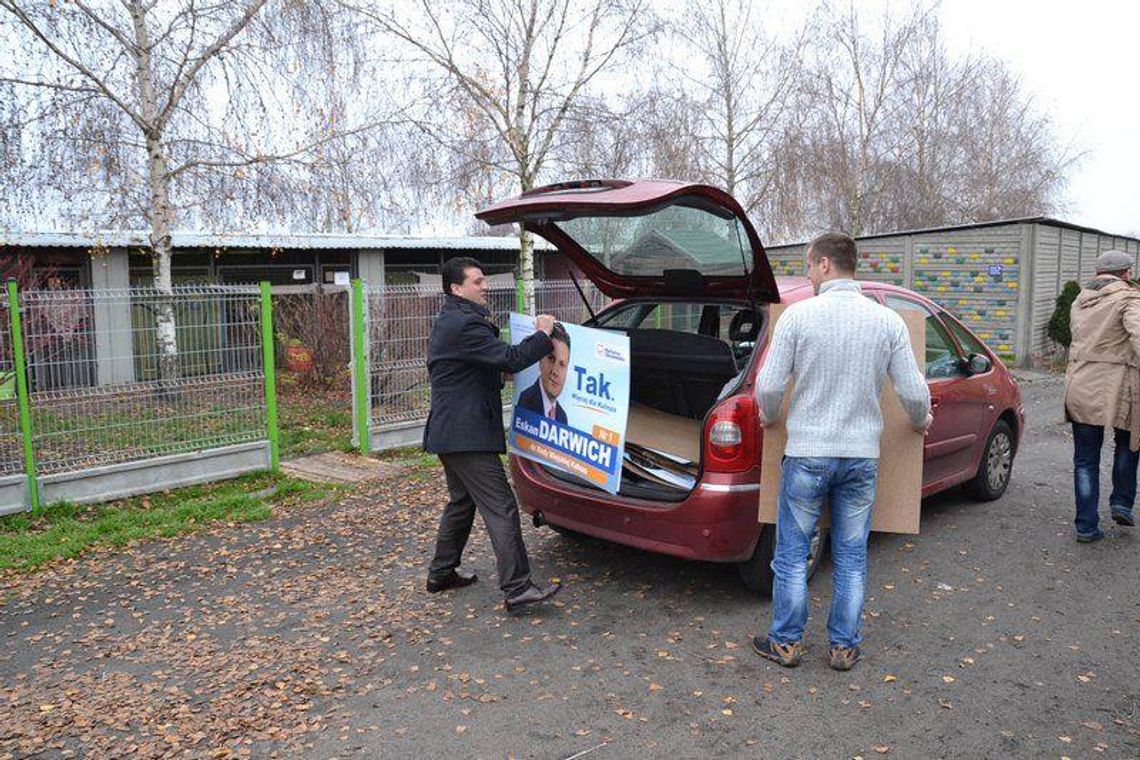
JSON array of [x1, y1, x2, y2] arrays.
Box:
[[767, 248, 805, 279], [912, 240, 1021, 359], [766, 246, 907, 285], [764, 224, 1140, 365], [857, 247, 907, 286]]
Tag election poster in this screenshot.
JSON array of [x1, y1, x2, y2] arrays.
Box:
[[507, 314, 631, 495]]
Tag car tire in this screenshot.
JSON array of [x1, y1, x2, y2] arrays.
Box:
[[736, 523, 828, 596], [965, 419, 1015, 501]]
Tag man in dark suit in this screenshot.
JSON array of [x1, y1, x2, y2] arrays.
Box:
[[423, 257, 563, 611], [516, 322, 570, 424]]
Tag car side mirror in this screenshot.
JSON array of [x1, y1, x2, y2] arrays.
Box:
[[964, 353, 992, 375]]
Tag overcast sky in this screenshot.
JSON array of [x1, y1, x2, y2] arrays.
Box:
[[936, 0, 1139, 236]]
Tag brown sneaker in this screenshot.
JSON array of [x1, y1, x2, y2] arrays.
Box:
[[752, 636, 803, 668], [828, 645, 861, 671]]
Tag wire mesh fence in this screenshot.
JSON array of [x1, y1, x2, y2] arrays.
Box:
[[4, 277, 603, 495], [366, 280, 608, 429], [16, 286, 268, 476], [534, 280, 609, 325], [0, 295, 21, 477]]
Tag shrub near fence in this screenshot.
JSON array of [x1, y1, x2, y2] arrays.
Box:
[[1, 284, 276, 516], [273, 286, 350, 388]]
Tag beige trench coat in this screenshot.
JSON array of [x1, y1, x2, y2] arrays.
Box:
[[1064, 275, 1140, 450]]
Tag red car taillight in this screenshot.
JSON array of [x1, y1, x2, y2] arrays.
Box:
[[704, 394, 759, 473]]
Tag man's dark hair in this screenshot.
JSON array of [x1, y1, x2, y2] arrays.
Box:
[[550, 322, 570, 349], [442, 256, 484, 295], [807, 232, 858, 274]]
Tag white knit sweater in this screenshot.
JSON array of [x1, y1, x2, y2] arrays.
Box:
[[755, 279, 931, 459]]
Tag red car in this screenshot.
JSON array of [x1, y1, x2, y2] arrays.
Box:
[[477, 179, 1025, 593]]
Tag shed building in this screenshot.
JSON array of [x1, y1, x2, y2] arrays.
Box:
[[764, 218, 1140, 365]]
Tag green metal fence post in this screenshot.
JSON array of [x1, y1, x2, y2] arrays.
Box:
[[7, 280, 39, 512], [516, 278, 525, 313], [259, 281, 280, 471], [352, 278, 370, 456]]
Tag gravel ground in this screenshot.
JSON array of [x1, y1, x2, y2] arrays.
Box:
[[2, 370, 1138, 759]]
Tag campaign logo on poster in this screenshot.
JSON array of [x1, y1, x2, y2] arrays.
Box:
[[508, 313, 630, 495]]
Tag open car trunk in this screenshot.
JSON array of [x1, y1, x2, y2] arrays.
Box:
[[479, 180, 776, 501], [543, 317, 762, 501]]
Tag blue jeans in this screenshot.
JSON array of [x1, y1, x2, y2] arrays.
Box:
[[769, 456, 878, 649], [1072, 422, 1139, 535]]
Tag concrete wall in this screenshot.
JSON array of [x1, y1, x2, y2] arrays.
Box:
[[89, 248, 135, 385], [357, 248, 386, 288], [766, 224, 1026, 362], [765, 221, 1140, 366], [0, 442, 272, 514], [1028, 229, 1140, 359], [906, 226, 1024, 360]]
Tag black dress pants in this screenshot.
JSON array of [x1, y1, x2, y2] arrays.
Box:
[[428, 452, 531, 595]]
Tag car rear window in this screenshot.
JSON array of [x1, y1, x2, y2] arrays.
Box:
[[553, 203, 752, 278], [596, 301, 748, 338]]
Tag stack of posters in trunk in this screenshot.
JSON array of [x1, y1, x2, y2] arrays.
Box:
[[623, 404, 701, 491]]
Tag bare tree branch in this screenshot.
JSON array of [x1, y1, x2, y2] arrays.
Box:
[[0, 1, 149, 130], [157, 0, 268, 129]]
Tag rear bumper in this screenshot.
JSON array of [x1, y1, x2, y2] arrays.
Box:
[[510, 456, 763, 562]]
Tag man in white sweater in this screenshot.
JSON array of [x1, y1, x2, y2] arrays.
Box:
[[752, 232, 932, 671]]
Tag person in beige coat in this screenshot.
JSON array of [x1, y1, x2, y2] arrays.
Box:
[[1064, 249, 1140, 541]]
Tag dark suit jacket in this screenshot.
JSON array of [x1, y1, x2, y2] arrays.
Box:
[[517, 378, 568, 424], [423, 295, 553, 454]]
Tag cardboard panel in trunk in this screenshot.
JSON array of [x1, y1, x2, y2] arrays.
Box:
[[625, 404, 702, 463], [758, 305, 926, 534]]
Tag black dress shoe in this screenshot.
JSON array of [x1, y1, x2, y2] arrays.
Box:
[[426, 569, 478, 593], [504, 581, 562, 611]]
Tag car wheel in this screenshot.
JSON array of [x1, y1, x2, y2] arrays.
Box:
[[966, 419, 1015, 501], [736, 523, 828, 596]]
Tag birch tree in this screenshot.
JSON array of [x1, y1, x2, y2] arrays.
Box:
[[673, 0, 801, 220], [795, 2, 929, 236], [349, 0, 656, 313], [779, 2, 1072, 239], [0, 1, 379, 385]]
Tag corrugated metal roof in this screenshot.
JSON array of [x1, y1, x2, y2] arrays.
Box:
[[0, 230, 555, 251], [765, 216, 1140, 249]]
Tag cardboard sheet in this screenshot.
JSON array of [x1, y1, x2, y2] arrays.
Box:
[[623, 450, 696, 490], [758, 306, 927, 534], [625, 404, 702, 463]]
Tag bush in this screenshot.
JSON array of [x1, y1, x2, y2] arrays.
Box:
[[273, 287, 350, 388], [1047, 280, 1082, 348]]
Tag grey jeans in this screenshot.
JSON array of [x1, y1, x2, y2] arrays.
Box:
[[428, 452, 532, 595]]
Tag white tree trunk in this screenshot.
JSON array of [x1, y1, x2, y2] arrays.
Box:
[[129, 1, 179, 391], [147, 135, 180, 391], [519, 228, 536, 316]]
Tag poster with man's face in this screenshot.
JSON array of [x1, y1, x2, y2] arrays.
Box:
[[508, 314, 630, 495]]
